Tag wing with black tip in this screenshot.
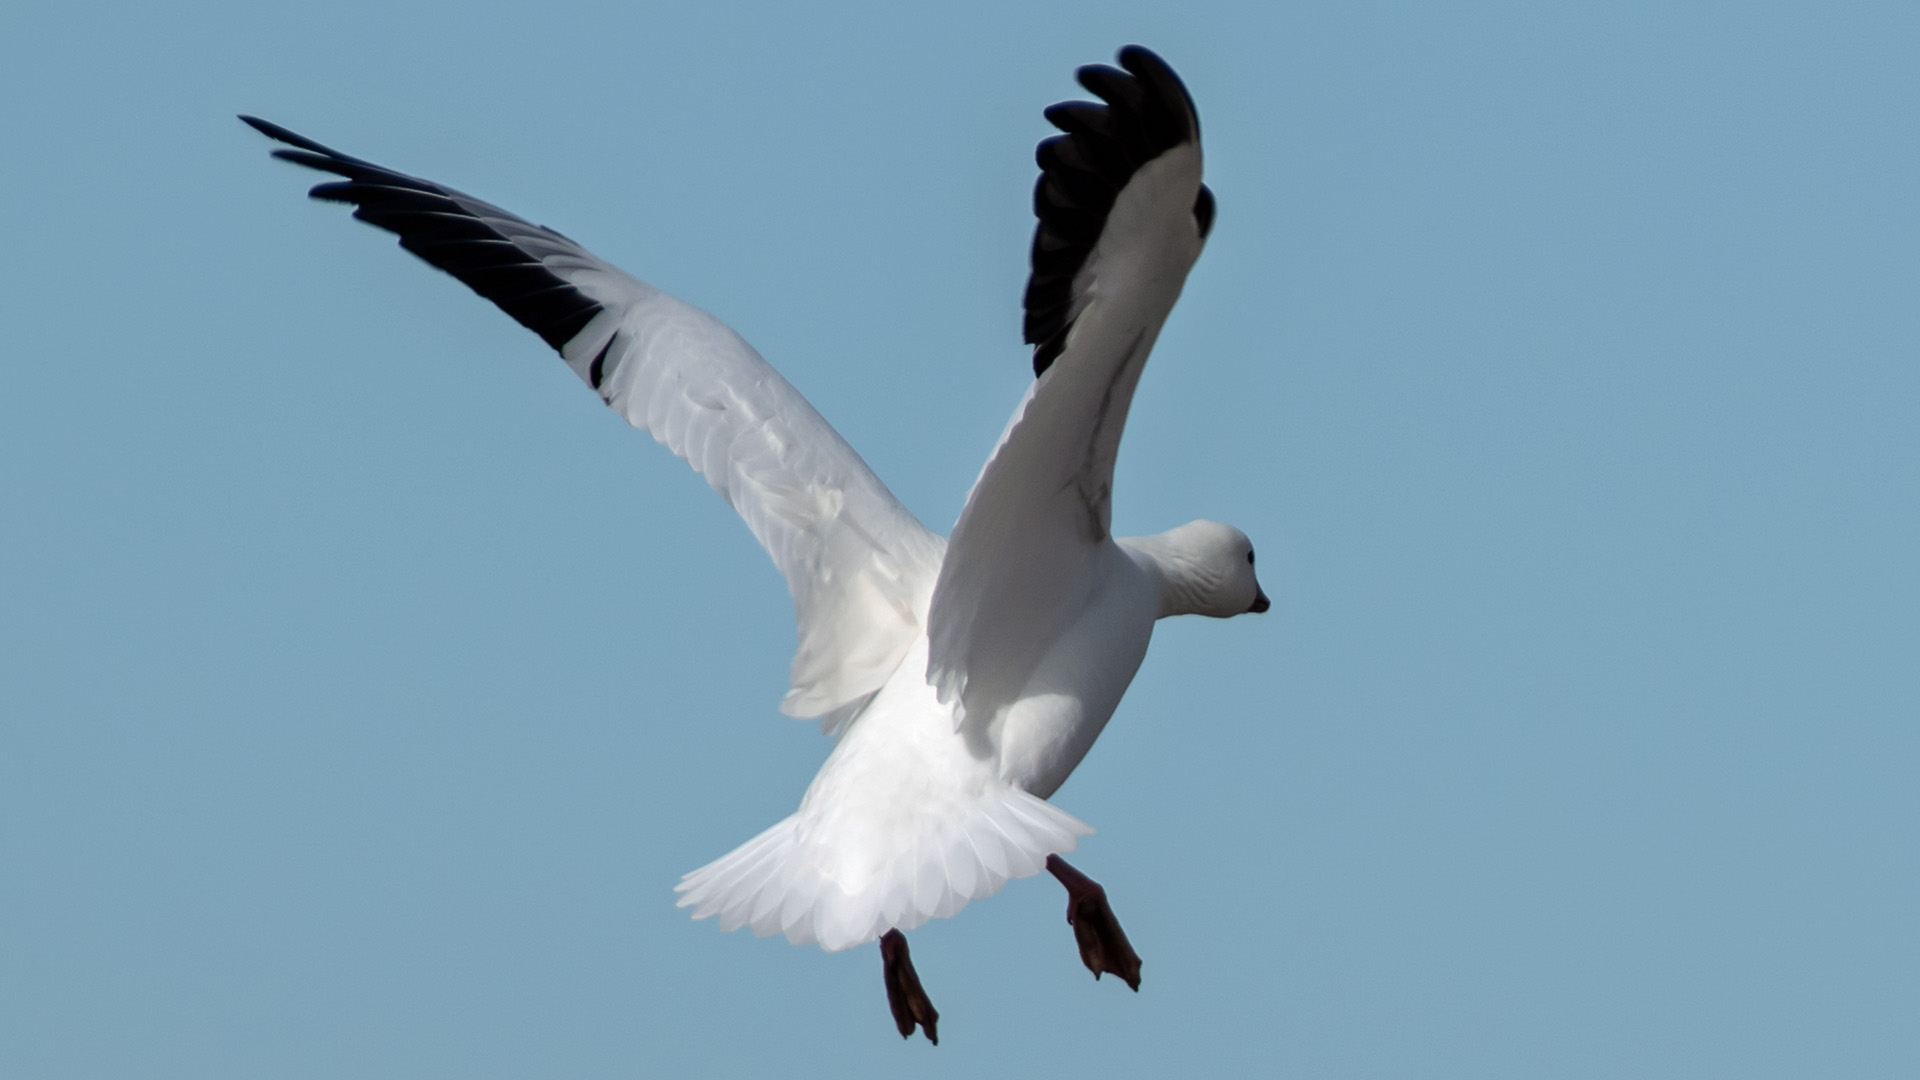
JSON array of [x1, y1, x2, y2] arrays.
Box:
[[927, 46, 1214, 722], [244, 116, 943, 728]]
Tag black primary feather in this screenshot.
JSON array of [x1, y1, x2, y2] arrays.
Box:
[[240, 115, 602, 353], [1022, 46, 1214, 376]]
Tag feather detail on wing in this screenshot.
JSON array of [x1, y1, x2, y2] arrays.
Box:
[[244, 116, 942, 726], [927, 47, 1212, 725]]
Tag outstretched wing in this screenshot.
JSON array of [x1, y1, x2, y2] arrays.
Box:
[[244, 117, 943, 727], [925, 47, 1213, 723]]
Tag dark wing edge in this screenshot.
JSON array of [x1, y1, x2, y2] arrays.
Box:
[[239, 115, 602, 353], [1022, 45, 1214, 377]]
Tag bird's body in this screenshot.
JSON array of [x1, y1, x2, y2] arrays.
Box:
[[247, 44, 1266, 1038], [680, 533, 1176, 951], [990, 539, 1160, 801]]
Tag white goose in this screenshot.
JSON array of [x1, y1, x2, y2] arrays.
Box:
[[246, 44, 1266, 1044]]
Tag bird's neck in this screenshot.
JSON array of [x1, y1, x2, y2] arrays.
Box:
[[1117, 530, 1220, 619]]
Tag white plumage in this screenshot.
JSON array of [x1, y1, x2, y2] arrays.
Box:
[[246, 45, 1265, 959]]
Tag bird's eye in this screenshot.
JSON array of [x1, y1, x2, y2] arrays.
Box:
[[1246, 550, 1255, 565]]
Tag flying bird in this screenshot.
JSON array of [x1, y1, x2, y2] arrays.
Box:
[[245, 44, 1266, 1045]]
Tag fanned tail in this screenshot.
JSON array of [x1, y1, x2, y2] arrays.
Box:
[[674, 786, 1092, 952]]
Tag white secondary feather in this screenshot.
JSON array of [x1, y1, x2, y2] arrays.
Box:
[[558, 278, 946, 726], [414, 191, 947, 726], [248, 45, 1263, 955]]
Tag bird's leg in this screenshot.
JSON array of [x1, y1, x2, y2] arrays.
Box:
[[1046, 854, 1143, 991], [879, 929, 939, 1044]]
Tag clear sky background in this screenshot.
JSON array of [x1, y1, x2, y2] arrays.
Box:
[[3, 1, 1916, 1076]]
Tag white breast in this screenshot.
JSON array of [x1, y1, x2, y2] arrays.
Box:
[[992, 544, 1159, 798]]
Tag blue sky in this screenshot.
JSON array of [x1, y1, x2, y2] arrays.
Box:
[[3, 1, 1916, 1076]]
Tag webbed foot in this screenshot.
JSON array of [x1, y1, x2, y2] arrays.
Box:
[[1046, 854, 1143, 991], [879, 929, 939, 1044]]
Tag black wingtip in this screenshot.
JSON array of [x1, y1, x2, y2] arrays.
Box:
[[1022, 45, 1207, 376], [239, 114, 310, 149], [1115, 44, 1174, 80], [1115, 45, 1184, 93], [1116, 44, 1200, 142], [240, 115, 373, 169], [246, 115, 606, 357]]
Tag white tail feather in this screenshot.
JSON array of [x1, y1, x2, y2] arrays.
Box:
[[675, 786, 1092, 952]]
